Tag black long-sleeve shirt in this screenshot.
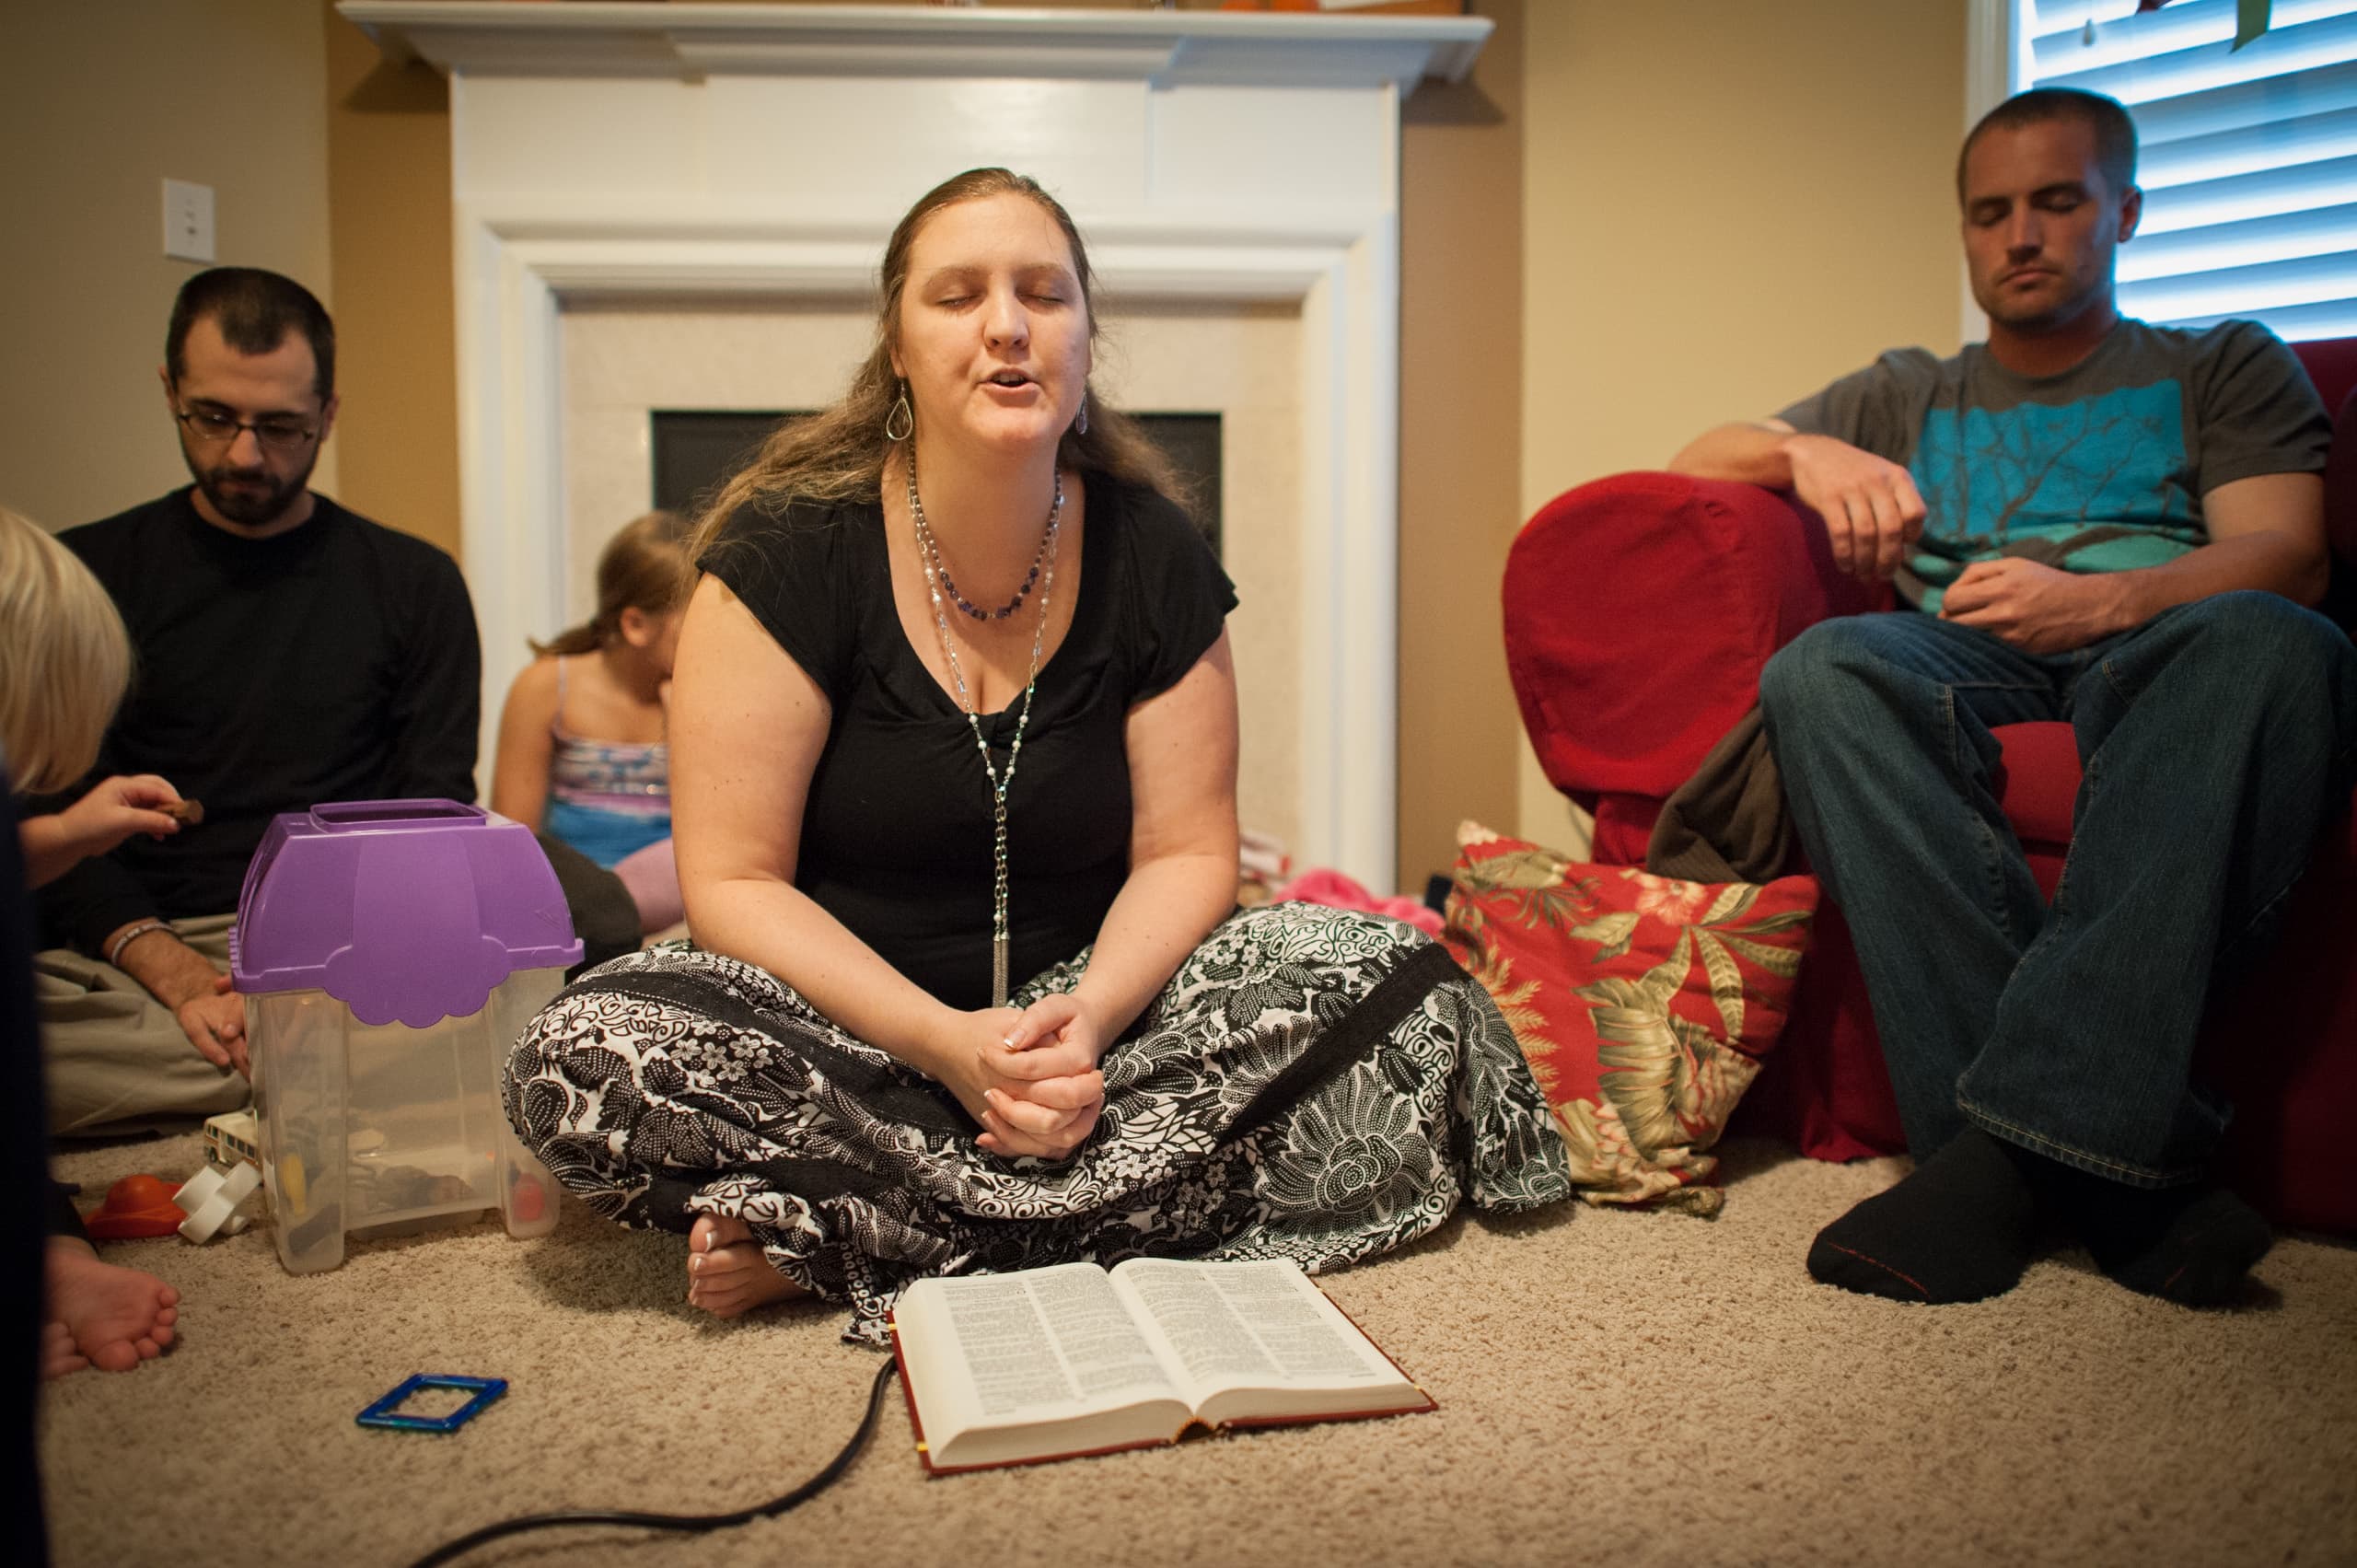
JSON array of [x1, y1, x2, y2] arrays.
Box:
[[36, 488, 481, 953]]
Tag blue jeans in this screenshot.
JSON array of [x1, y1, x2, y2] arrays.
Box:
[[1759, 592, 2357, 1188]]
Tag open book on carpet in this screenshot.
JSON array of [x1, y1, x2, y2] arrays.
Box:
[[888, 1257, 1433, 1473]]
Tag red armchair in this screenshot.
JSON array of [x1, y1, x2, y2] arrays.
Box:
[[1504, 339, 2357, 1236]]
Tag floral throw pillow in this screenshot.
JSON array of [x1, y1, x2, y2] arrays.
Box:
[[1441, 822, 1818, 1214]]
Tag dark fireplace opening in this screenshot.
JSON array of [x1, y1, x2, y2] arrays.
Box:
[[652, 408, 1223, 556], [650, 410, 804, 523]]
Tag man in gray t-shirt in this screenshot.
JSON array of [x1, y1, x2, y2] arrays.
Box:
[[1776, 319, 2326, 613], [1669, 87, 2354, 1309]]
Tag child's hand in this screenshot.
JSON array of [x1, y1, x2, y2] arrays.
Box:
[[18, 775, 187, 889], [60, 774, 187, 857]]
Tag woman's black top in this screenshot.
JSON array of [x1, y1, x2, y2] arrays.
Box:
[[701, 474, 1235, 1011]]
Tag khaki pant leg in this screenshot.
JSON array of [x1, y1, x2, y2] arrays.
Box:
[[37, 914, 250, 1138]]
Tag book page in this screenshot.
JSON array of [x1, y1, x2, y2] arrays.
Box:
[[1112, 1259, 1400, 1406], [929, 1263, 1181, 1419]]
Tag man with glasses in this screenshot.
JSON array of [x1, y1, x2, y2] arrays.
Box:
[[33, 267, 481, 1133]]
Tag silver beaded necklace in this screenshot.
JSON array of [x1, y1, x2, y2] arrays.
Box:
[[905, 446, 1064, 1007]]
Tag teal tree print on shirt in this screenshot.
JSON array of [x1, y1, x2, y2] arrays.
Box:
[[1903, 379, 2205, 607]]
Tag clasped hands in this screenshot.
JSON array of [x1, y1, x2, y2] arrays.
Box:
[[1784, 433, 2109, 653], [932, 992, 1107, 1162]]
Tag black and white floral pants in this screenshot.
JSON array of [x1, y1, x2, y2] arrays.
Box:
[[503, 902, 1573, 1342]]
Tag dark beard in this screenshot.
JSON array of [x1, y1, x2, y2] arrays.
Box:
[[192, 454, 314, 528]]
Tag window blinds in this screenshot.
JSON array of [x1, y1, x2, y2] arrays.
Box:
[[2022, 0, 2357, 340]]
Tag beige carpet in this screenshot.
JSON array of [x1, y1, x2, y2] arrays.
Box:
[[40, 1132, 2357, 1568]]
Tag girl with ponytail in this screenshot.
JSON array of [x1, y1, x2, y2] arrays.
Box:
[[492, 510, 691, 877]]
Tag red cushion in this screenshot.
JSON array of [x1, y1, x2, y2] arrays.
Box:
[[2330, 386, 2357, 589], [1992, 724, 2078, 865], [1730, 901, 1901, 1161], [2293, 337, 2357, 415], [1505, 474, 1881, 803], [1443, 824, 1820, 1212]]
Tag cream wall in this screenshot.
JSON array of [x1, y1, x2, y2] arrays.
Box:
[[1514, 0, 1970, 849], [0, 1, 336, 534], [1398, 0, 1527, 888], [325, 0, 459, 560]]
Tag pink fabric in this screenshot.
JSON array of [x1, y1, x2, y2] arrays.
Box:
[[613, 835, 683, 935], [1271, 868, 1445, 937]]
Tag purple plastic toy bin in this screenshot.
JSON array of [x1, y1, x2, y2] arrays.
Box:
[[231, 800, 581, 1274]]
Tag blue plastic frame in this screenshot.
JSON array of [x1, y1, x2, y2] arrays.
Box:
[[356, 1374, 508, 1434]]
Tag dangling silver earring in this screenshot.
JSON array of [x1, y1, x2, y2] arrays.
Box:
[[1074, 390, 1088, 437], [884, 382, 913, 442]]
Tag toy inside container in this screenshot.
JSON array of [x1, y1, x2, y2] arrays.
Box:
[[230, 800, 583, 1274]]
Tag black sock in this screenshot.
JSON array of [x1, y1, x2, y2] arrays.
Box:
[[1806, 1127, 2039, 1304], [2021, 1161, 2272, 1307]]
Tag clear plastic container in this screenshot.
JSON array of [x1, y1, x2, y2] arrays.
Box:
[[249, 970, 566, 1273], [231, 800, 584, 1274]]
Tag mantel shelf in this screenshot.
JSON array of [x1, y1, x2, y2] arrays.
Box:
[[338, 2, 1492, 89]]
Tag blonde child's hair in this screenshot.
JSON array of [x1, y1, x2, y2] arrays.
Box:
[[530, 510, 693, 657], [0, 506, 132, 795]]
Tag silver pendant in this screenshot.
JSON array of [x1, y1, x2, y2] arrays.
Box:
[[906, 446, 1061, 1020]]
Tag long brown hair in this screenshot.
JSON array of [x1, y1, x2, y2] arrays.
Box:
[[531, 509, 692, 656], [689, 168, 1181, 561]]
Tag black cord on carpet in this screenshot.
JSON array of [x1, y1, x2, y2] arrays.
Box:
[[404, 1358, 900, 1568]]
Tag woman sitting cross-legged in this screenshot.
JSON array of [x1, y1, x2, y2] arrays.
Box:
[[500, 168, 1573, 1342]]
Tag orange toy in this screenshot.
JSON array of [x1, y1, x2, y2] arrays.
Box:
[[81, 1175, 187, 1240]]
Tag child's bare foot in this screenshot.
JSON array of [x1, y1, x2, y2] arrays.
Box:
[[686, 1211, 805, 1318], [44, 1238, 180, 1377]]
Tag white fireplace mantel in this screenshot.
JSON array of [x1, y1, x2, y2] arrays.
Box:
[[343, 2, 1490, 88], [342, 0, 1493, 890]]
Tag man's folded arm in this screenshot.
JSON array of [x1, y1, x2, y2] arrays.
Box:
[[1669, 418, 1928, 584], [2116, 470, 2328, 620], [1667, 418, 1805, 486]]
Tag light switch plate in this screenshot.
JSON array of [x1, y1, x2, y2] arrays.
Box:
[[163, 179, 215, 263]]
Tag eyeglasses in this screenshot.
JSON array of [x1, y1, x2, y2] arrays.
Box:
[[174, 407, 320, 454]]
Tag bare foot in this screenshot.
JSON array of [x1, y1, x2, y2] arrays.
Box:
[[44, 1238, 180, 1377], [686, 1211, 806, 1318]]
